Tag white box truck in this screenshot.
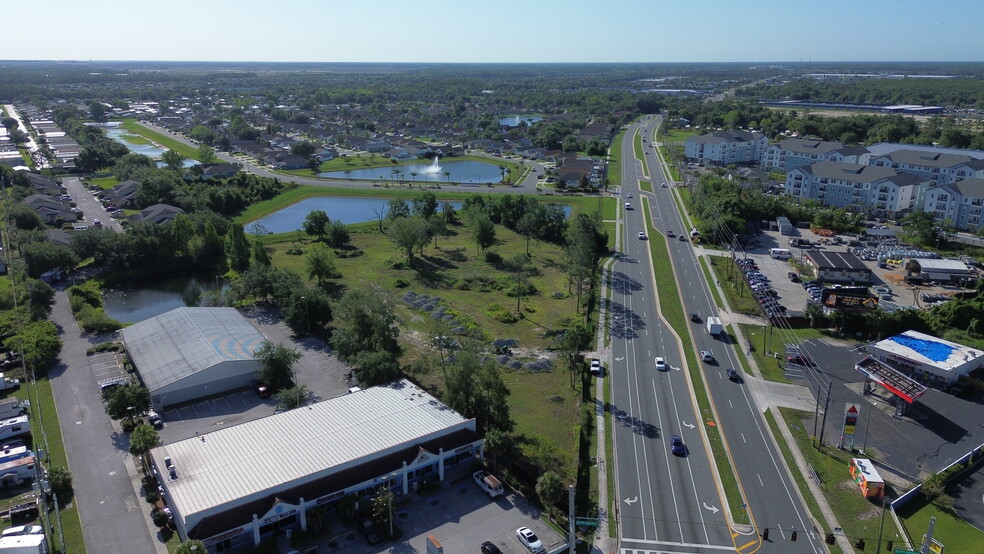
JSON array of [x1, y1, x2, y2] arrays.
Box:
[[0, 532, 47, 553], [473, 470, 504, 497], [706, 317, 723, 337]]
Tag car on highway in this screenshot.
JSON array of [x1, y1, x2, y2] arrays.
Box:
[[669, 434, 685, 456], [661, 182, 668, 188], [666, 230, 675, 237], [624, 202, 632, 210], [654, 357, 667, 371], [727, 368, 741, 382], [638, 232, 647, 240], [678, 234, 687, 241], [700, 350, 713, 362], [690, 313, 701, 323], [481, 541, 503, 554], [626, 193, 633, 198], [516, 527, 545, 553]]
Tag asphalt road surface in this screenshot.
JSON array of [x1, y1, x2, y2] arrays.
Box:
[[619, 118, 825, 554]]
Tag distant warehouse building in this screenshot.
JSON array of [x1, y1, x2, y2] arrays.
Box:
[[120, 307, 266, 411], [804, 251, 873, 284], [904, 258, 975, 284], [150, 379, 483, 552], [867, 330, 984, 387]]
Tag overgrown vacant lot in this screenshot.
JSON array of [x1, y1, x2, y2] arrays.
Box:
[[268, 220, 581, 350]]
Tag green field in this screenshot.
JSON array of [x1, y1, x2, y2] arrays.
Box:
[[662, 128, 697, 142], [87, 175, 119, 190], [896, 492, 984, 553], [633, 133, 648, 179], [707, 255, 761, 316], [606, 128, 627, 189], [775, 407, 905, 550], [120, 119, 200, 160]]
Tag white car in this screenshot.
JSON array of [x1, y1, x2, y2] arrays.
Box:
[[516, 527, 545, 553], [638, 232, 647, 240], [655, 357, 667, 371], [624, 202, 632, 210], [701, 350, 714, 362], [589, 358, 602, 376], [626, 193, 633, 198]]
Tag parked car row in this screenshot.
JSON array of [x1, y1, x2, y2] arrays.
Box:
[[738, 259, 788, 320]]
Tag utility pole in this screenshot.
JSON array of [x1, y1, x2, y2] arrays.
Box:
[[568, 485, 575, 554], [813, 384, 822, 444], [818, 381, 833, 451], [860, 402, 875, 455], [876, 497, 888, 552], [920, 517, 936, 554]]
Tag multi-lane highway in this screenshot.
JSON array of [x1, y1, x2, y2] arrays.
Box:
[[611, 117, 826, 554]]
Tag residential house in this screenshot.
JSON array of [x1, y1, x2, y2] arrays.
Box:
[[577, 121, 613, 143], [107, 180, 140, 209], [129, 204, 186, 225], [44, 229, 72, 247], [364, 141, 391, 153], [200, 163, 242, 179], [760, 138, 867, 171], [271, 154, 310, 170], [684, 130, 768, 166], [784, 161, 926, 216], [21, 194, 73, 225], [921, 178, 984, 232]]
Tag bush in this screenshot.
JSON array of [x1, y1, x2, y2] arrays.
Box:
[[86, 342, 122, 355], [76, 305, 123, 333], [286, 246, 305, 255], [67, 282, 103, 313], [49, 465, 73, 498], [392, 278, 410, 289], [485, 303, 519, 324]]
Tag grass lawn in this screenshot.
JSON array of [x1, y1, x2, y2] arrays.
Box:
[[776, 407, 903, 549], [661, 128, 697, 143], [706, 255, 761, 316], [87, 175, 119, 190], [643, 200, 748, 524], [0, 275, 10, 297], [18, 148, 33, 167], [607, 128, 627, 189], [118, 133, 152, 146], [738, 323, 834, 383], [896, 493, 984, 553], [120, 119, 199, 160], [633, 133, 648, 179], [26, 378, 86, 554]]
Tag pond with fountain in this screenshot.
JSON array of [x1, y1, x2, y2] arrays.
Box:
[[319, 156, 503, 184]]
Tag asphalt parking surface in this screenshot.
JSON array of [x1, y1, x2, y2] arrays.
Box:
[[781, 338, 984, 482]]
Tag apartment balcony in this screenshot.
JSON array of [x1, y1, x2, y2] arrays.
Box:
[[877, 195, 888, 201]]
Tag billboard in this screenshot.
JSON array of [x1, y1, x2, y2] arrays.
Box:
[[822, 289, 879, 310]]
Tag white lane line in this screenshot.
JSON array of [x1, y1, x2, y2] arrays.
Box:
[[741, 433, 747, 444], [758, 474, 764, 487], [662, 364, 711, 544], [728, 400, 734, 409]]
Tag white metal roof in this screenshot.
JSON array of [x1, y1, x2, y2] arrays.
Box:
[[121, 307, 266, 393], [910, 258, 971, 272], [851, 458, 884, 483], [151, 379, 473, 519]]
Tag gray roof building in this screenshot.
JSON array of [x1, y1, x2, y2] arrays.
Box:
[[121, 307, 265, 410], [150, 378, 482, 550], [805, 250, 873, 283]]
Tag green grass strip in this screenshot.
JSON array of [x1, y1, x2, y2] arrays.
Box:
[[30, 377, 87, 554], [603, 375, 616, 536], [697, 257, 723, 309], [607, 128, 627, 190], [896, 490, 983, 552], [642, 199, 748, 524], [763, 408, 843, 554], [120, 119, 200, 160], [633, 133, 649, 179]]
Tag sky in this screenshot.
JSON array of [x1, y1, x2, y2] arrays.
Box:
[[4, 0, 984, 64]]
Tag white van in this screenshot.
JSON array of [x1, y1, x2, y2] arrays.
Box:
[[770, 248, 793, 259], [473, 470, 504, 497]]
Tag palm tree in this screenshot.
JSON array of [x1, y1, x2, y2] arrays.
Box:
[[444, 170, 451, 184], [344, 169, 351, 180], [411, 171, 418, 187], [390, 168, 399, 183], [498, 165, 507, 184]]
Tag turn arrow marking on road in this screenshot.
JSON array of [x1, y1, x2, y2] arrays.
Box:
[[615, 357, 624, 362], [682, 421, 695, 429], [702, 502, 720, 514], [672, 365, 681, 372], [623, 496, 638, 505]]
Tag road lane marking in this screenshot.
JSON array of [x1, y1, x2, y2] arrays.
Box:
[[757, 474, 764, 487], [741, 433, 747, 443]]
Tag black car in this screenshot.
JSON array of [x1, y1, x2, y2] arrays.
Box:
[[670, 435, 686, 456], [727, 368, 741, 382], [690, 313, 701, 323], [481, 541, 503, 554], [360, 519, 381, 544]]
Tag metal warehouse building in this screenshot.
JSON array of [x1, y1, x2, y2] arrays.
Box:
[[121, 307, 266, 410], [866, 330, 984, 386], [150, 379, 483, 552]]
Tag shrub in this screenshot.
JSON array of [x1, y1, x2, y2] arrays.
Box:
[[485, 303, 519, 324], [86, 342, 122, 355], [49, 465, 73, 497], [392, 278, 410, 289], [76, 305, 123, 333], [286, 246, 305, 255], [67, 282, 103, 313]]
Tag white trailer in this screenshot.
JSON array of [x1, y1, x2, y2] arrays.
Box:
[[706, 317, 723, 337]]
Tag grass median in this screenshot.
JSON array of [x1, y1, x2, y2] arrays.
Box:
[[642, 199, 748, 525], [633, 133, 649, 180], [121, 119, 200, 160]]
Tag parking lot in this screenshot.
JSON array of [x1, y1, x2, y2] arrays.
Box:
[[88, 350, 128, 387], [300, 468, 564, 554]]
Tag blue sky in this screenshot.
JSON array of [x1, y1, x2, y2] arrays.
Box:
[[5, 0, 983, 63]]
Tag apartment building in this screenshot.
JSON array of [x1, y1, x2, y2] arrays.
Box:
[[867, 149, 984, 189], [760, 138, 868, 171], [684, 130, 767, 166], [784, 161, 926, 215], [921, 178, 984, 232]]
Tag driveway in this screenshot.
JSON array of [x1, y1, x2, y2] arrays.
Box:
[[47, 287, 164, 554], [62, 176, 123, 232]]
